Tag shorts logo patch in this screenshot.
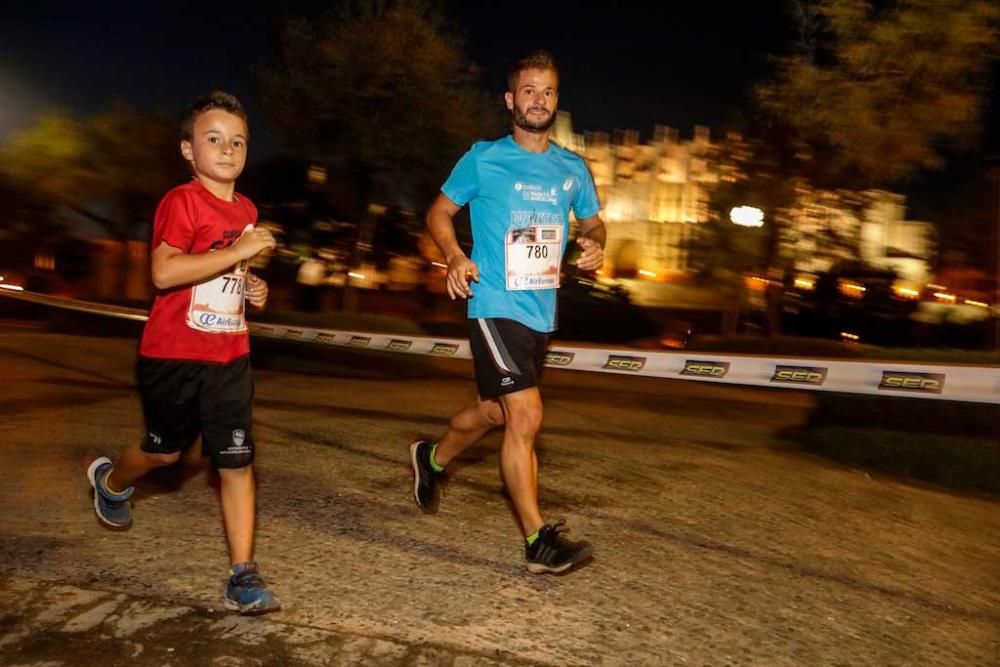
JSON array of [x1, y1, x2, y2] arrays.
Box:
[[149, 432, 162, 446], [233, 429, 246, 447], [501, 376, 515, 387]]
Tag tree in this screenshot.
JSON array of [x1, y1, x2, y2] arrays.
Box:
[[704, 0, 999, 336], [0, 106, 179, 242], [257, 0, 502, 214], [759, 0, 1000, 188]]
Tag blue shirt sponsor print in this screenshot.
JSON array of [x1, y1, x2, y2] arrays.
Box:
[[441, 136, 600, 333]]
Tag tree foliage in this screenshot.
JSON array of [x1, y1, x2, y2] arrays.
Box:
[[257, 1, 502, 212]]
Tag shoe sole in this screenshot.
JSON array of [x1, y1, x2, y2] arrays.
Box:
[[223, 598, 282, 616], [526, 545, 595, 575], [87, 457, 131, 530], [409, 441, 435, 513]]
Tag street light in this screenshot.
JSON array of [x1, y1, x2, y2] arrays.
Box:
[[729, 205, 764, 228]]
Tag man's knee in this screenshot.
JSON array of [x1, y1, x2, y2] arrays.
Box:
[[505, 402, 542, 439], [478, 400, 505, 428]]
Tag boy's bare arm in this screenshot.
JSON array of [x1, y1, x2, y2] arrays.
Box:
[[151, 228, 275, 289]]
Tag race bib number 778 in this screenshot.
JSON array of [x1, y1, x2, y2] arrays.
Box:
[[187, 225, 252, 333]]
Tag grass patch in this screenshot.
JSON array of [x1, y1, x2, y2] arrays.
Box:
[[790, 393, 1000, 494], [795, 425, 1000, 494]]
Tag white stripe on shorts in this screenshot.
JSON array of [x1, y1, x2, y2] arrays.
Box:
[[477, 318, 512, 374]]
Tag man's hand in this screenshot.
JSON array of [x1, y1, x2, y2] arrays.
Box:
[[245, 272, 269, 309], [575, 237, 604, 272], [446, 254, 479, 300]]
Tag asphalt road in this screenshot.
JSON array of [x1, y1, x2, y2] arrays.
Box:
[[1, 324, 997, 666]]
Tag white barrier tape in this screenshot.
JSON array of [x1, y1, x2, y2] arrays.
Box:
[[2, 288, 998, 403]]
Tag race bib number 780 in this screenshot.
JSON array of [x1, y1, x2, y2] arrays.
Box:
[[505, 224, 562, 291]]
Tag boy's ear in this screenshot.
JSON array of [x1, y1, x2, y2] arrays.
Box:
[[180, 140, 194, 162]]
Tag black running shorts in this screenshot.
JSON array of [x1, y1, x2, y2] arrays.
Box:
[[136, 355, 255, 469], [467, 318, 550, 398]]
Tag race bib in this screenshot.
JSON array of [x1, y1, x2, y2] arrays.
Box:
[[187, 264, 247, 333], [187, 224, 253, 333], [505, 225, 562, 291]]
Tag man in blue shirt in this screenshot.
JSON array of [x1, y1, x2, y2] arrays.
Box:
[[411, 51, 606, 574]]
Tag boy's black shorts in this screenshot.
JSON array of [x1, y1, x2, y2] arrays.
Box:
[[136, 355, 255, 469], [467, 318, 550, 399]]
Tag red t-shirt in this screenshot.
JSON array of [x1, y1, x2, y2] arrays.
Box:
[[139, 180, 257, 363]]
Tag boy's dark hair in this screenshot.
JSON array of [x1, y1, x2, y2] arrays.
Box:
[[180, 91, 247, 141], [506, 50, 559, 92]]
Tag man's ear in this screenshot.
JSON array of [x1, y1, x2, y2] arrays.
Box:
[[180, 140, 194, 162], [504, 91, 514, 112]]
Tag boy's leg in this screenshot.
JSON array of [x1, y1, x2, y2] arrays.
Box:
[[88, 357, 198, 529], [106, 447, 181, 493], [218, 465, 255, 564], [201, 356, 279, 615]]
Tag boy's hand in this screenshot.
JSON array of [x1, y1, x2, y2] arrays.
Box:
[[232, 228, 276, 261], [575, 237, 604, 272], [245, 273, 268, 309]]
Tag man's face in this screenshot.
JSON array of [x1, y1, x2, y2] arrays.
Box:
[[505, 67, 559, 133], [180, 108, 248, 185]]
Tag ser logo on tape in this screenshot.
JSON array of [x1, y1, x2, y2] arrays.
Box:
[[430, 343, 460, 356], [545, 351, 575, 367], [680, 360, 730, 378], [771, 365, 827, 385], [603, 355, 646, 371], [348, 336, 372, 347], [386, 339, 413, 352], [314, 333, 337, 345], [878, 371, 945, 394]]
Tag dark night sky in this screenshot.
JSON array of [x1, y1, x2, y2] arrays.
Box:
[[1, 0, 995, 224], [0, 1, 794, 149]]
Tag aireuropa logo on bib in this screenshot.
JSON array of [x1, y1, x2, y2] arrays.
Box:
[[545, 351, 575, 367], [680, 360, 730, 378], [603, 355, 646, 372], [878, 371, 945, 394], [771, 365, 828, 385], [431, 343, 459, 356], [386, 339, 413, 352], [348, 335, 371, 347]]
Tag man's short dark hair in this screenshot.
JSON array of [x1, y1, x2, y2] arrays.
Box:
[[507, 51, 559, 92], [180, 91, 247, 141]]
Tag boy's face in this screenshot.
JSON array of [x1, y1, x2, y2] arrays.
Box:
[[180, 108, 248, 186]]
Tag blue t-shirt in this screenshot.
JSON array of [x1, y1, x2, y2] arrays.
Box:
[[441, 135, 601, 333]]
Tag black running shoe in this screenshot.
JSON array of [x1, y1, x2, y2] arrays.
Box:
[[525, 520, 593, 574], [409, 439, 442, 513]]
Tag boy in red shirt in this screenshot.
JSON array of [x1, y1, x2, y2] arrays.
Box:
[[87, 91, 280, 615]]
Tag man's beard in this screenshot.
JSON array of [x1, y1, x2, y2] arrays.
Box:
[[513, 105, 556, 133]]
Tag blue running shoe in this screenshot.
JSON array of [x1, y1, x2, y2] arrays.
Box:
[[86, 456, 133, 529], [225, 562, 281, 615]]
